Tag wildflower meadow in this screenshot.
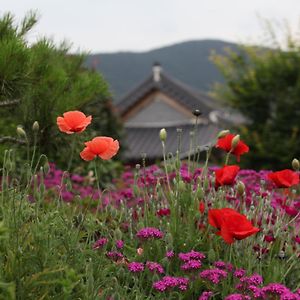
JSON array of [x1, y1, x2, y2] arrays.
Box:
[[0, 109, 299, 300]]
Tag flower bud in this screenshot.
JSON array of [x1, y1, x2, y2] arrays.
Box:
[[159, 128, 167, 142], [137, 248, 144, 256], [16, 126, 26, 138], [178, 180, 186, 192], [193, 109, 202, 117], [217, 130, 230, 139], [231, 134, 240, 150], [292, 158, 300, 171], [32, 121, 39, 132], [236, 181, 245, 196]]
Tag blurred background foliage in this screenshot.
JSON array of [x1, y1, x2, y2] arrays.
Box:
[[0, 12, 123, 182], [212, 22, 300, 169]]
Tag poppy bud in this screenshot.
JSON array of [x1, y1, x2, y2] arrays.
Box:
[[217, 130, 230, 139], [292, 158, 300, 171], [159, 128, 167, 142], [178, 180, 186, 192], [32, 121, 39, 132], [208, 248, 216, 261], [16, 126, 26, 138], [236, 181, 245, 196], [43, 161, 50, 175], [231, 134, 240, 150], [193, 109, 202, 117], [135, 164, 141, 170], [39, 183, 45, 195]]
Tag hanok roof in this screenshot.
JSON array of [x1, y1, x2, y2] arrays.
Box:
[[117, 69, 221, 117], [117, 64, 230, 162], [123, 123, 220, 161]]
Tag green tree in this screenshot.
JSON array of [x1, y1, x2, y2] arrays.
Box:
[[212, 25, 300, 169], [0, 12, 122, 170]]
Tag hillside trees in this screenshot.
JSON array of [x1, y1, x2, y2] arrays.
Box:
[[212, 26, 300, 169], [0, 12, 122, 169]]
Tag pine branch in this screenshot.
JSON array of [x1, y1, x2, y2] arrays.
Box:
[[0, 99, 20, 107], [0, 136, 26, 145]]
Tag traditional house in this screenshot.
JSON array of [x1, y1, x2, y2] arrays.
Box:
[[117, 63, 244, 162]]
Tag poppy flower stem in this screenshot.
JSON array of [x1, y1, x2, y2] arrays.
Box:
[[224, 150, 232, 165], [93, 159, 102, 209], [161, 141, 171, 193], [67, 135, 77, 171]]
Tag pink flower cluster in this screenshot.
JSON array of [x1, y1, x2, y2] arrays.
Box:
[[153, 276, 189, 292], [136, 227, 164, 240], [93, 237, 108, 250], [199, 268, 228, 284]]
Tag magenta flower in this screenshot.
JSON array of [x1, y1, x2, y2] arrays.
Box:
[[166, 250, 175, 259], [136, 227, 164, 240], [93, 238, 108, 250], [153, 276, 189, 293], [127, 262, 144, 273], [199, 269, 228, 284], [181, 259, 202, 271], [115, 240, 124, 249], [198, 291, 213, 300], [178, 250, 206, 262], [233, 268, 246, 278], [146, 261, 164, 274]]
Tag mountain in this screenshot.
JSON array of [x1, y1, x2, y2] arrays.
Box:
[[85, 39, 238, 101]]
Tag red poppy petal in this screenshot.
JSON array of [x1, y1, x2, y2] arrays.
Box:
[[57, 117, 73, 134], [98, 140, 119, 160], [87, 137, 110, 155], [63, 110, 86, 125], [208, 209, 223, 229], [80, 147, 96, 161], [216, 134, 234, 152], [220, 226, 234, 244], [74, 115, 92, 132]]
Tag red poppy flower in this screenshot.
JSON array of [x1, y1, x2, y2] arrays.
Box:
[[208, 208, 259, 244], [156, 208, 171, 217], [216, 134, 249, 161], [57, 110, 92, 134], [199, 201, 205, 214], [80, 137, 119, 161], [215, 165, 240, 188], [268, 169, 299, 188]]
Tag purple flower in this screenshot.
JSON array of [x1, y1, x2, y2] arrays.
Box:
[[115, 240, 124, 249], [166, 250, 175, 259], [214, 261, 234, 272], [198, 291, 213, 300], [181, 259, 202, 271], [136, 227, 164, 240], [199, 269, 228, 284], [279, 292, 299, 300], [146, 261, 164, 274], [261, 283, 291, 296], [233, 268, 246, 278], [153, 276, 189, 292], [127, 262, 144, 273], [93, 238, 108, 250], [106, 251, 124, 261], [178, 250, 206, 262], [240, 274, 263, 286]]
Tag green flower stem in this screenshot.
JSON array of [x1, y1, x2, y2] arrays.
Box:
[[67, 134, 77, 172]]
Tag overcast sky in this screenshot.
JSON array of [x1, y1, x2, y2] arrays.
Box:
[[1, 0, 300, 53]]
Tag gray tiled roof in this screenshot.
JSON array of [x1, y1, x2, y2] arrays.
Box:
[[117, 72, 221, 116], [123, 123, 220, 161]]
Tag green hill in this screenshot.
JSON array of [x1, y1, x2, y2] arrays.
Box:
[[85, 39, 238, 101]]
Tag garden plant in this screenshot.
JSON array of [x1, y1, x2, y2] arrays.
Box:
[[0, 109, 299, 300]]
